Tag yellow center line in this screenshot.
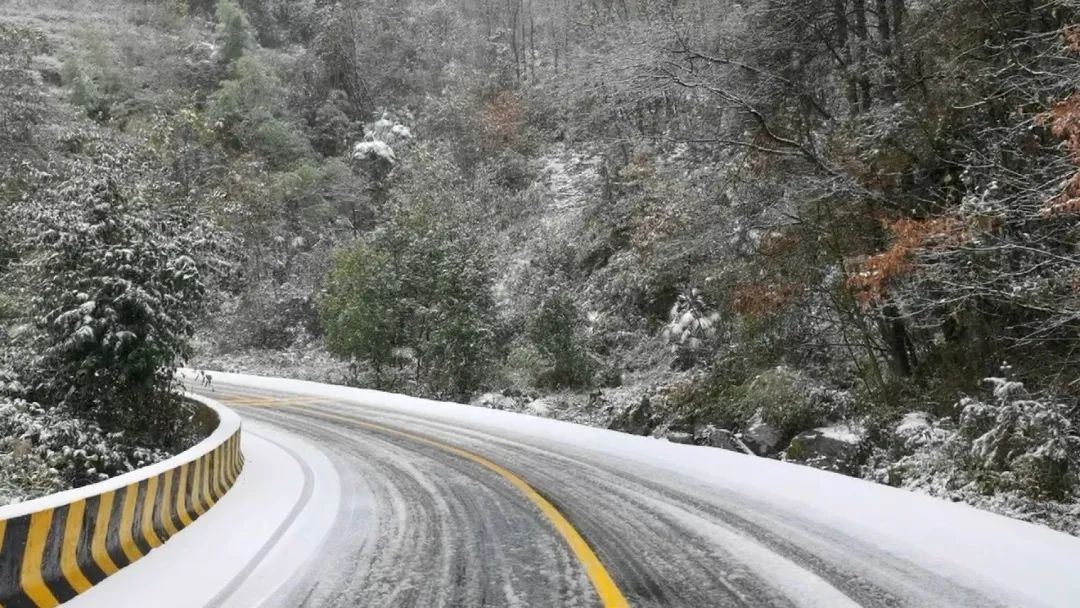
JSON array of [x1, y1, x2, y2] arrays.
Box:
[[215, 393, 329, 407], [242, 396, 630, 608]]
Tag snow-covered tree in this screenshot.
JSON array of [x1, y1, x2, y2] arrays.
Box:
[[662, 288, 720, 367], [14, 155, 210, 439], [321, 173, 497, 398]]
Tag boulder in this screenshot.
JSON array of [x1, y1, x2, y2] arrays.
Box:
[[662, 430, 695, 445], [608, 395, 656, 436], [695, 425, 748, 454], [472, 392, 517, 411], [785, 424, 867, 474], [740, 411, 782, 456]]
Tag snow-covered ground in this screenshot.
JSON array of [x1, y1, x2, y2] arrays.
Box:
[[65, 418, 341, 608]]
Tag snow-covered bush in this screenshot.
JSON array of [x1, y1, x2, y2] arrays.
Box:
[[208, 53, 313, 169], [0, 397, 173, 503], [13, 152, 211, 444], [0, 22, 47, 146], [871, 379, 1080, 529], [216, 273, 323, 352], [352, 113, 413, 165], [955, 379, 1080, 500], [661, 288, 720, 367], [215, 0, 255, 66], [734, 367, 852, 442]]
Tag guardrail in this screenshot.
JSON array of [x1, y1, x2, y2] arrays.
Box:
[[0, 394, 243, 608]]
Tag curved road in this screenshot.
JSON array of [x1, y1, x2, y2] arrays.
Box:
[[184, 373, 1078, 608]]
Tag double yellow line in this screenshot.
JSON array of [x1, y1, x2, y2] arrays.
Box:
[[224, 393, 631, 608]]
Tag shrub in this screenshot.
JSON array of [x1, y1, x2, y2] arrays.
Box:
[[321, 242, 401, 378], [526, 291, 594, 389], [666, 365, 850, 443], [0, 396, 200, 501], [661, 288, 720, 369], [208, 54, 312, 168], [14, 154, 210, 442], [0, 23, 47, 145], [216, 0, 256, 66], [737, 367, 854, 441], [321, 201, 498, 398], [872, 379, 1080, 517], [957, 380, 1079, 500], [61, 57, 105, 119]]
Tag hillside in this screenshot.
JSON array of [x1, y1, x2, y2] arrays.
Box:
[[1, 0, 1078, 532]]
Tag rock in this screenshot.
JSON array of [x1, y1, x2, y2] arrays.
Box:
[[695, 425, 747, 453], [662, 431, 694, 445], [785, 424, 867, 474], [740, 411, 782, 456], [472, 392, 517, 411], [503, 387, 537, 401], [39, 67, 62, 87], [608, 395, 656, 436]]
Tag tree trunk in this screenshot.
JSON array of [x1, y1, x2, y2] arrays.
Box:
[[891, 0, 905, 69], [876, 0, 896, 102], [833, 0, 859, 114], [508, 0, 521, 79], [880, 304, 915, 377], [852, 0, 872, 112]]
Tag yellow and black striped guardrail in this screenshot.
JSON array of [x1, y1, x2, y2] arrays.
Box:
[[0, 395, 243, 608]]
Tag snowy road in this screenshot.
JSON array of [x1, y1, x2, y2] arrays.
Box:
[[104, 372, 1080, 607]]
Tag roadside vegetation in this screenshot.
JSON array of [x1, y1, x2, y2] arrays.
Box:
[[1, 0, 1077, 531]]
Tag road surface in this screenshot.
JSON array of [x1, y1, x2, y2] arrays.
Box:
[[120, 371, 1079, 608]]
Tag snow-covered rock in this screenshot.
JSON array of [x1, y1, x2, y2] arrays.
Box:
[[785, 423, 867, 474], [695, 425, 750, 454], [472, 392, 518, 411], [607, 396, 656, 436], [740, 411, 782, 456], [661, 430, 694, 445]]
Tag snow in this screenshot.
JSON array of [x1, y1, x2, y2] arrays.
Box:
[[896, 411, 931, 435], [353, 140, 397, 163], [813, 424, 863, 444], [67, 418, 342, 608], [189, 371, 1080, 608], [644, 496, 861, 608]]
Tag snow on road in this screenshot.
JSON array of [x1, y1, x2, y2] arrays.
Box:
[[66, 418, 341, 608]]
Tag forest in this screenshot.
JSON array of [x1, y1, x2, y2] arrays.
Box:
[[1, 0, 1078, 532]]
